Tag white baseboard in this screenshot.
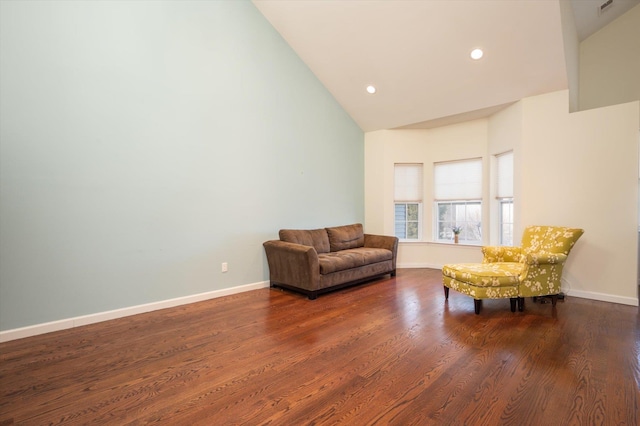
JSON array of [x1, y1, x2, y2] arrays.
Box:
[[0, 281, 270, 343], [565, 289, 638, 307]]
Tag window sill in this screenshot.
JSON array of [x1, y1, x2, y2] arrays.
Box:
[[399, 240, 482, 247]]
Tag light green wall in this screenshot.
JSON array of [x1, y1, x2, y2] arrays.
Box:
[[0, 1, 363, 330]]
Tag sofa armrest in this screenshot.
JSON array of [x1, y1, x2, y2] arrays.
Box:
[[523, 252, 567, 266], [482, 246, 522, 263], [364, 234, 399, 270], [263, 240, 320, 291], [364, 234, 398, 251]]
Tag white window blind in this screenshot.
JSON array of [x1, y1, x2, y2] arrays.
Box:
[[394, 164, 423, 201], [434, 158, 482, 200], [496, 151, 513, 199]]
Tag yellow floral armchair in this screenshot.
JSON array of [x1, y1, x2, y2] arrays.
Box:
[[442, 226, 584, 314]]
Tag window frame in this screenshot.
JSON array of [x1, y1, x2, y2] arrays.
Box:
[[433, 158, 483, 245], [499, 198, 514, 246], [394, 163, 424, 242], [496, 151, 514, 246], [434, 200, 483, 244], [394, 202, 423, 241]]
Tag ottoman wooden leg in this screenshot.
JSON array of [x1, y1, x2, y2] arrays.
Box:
[[510, 298, 517, 312], [444, 286, 449, 300], [518, 297, 524, 312], [474, 299, 482, 315]]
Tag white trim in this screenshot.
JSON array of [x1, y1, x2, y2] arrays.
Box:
[[0, 281, 270, 343], [397, 262, 444, 269], [565, 289, 638, 307]]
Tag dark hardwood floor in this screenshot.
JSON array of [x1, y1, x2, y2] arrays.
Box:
[[1, 268, 639, 425]]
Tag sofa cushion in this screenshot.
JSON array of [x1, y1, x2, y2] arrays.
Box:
[[318, 252, 364, 274], [279, 228, 330, 254], [442, 262, 523, 287], [318, 248, 392, 274], [326, 223, 365, 252], [346, 247, 393, 265]]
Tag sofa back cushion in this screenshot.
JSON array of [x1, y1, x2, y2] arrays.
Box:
[[326, 223, 365, 252], [279, 228, 330, 254]]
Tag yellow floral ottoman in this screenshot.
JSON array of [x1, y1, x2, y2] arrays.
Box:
[[442, 262, 524, 314]]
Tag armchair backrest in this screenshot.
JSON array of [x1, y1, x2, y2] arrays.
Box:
[[520, 226, 584, 256]]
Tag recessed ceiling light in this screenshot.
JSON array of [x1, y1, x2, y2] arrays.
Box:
[[470, 48, 484, 60], [366, 85, 377, 94]]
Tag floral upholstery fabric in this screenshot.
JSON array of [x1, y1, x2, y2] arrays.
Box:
[[442, 263, 522, 287], [443, 226, 584, 303], [443, 276, 519, 299], [520, 226, 583, 256], [481, 246, 522, 263]]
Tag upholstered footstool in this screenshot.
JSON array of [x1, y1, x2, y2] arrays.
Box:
[[442, 262, 524, 314]]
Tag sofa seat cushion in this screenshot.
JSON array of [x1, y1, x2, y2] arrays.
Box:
[[318, 248, 392, 274], [442, 262, 523, 287]]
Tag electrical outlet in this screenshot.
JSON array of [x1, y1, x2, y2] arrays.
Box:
[[221, 262, 228, 273]]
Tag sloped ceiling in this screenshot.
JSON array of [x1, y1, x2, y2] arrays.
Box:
[[253, 0, 639, 132]]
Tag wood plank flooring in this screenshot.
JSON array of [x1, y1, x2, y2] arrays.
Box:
[[1, 268, 639, 425]]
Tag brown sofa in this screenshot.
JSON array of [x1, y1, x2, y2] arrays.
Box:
[[263, 223, 398, 299]]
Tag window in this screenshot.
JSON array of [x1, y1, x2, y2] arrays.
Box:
[[499, 200, 514, 245], [496, 151, 513, 246], [394, 164, 423, 240], [436, 201, 482, 241], [394, 203, 421, 239], [434, 158, 482, 244]]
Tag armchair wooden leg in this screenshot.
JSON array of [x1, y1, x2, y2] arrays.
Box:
[[444, 286, 449, 300], [551, 294, 558, 306], [518, 297, 524, 312], [474, 299, 481, 315], [510, 298, 517, 312]]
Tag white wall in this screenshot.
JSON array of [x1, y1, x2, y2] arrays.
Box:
[[559, 0, 580, 112], [488, 102, 523, 243], [579, 5, 640, 117], [0, 1, 364, 331], [520, 91, 639, 305], [365, 120, 489, 268], [364, 90, 639, 305]]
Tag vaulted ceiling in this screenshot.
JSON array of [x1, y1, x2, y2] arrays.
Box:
[[253, 0, 639, 132]]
